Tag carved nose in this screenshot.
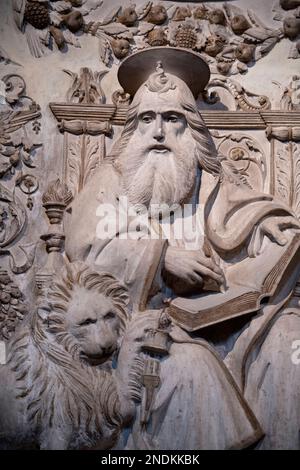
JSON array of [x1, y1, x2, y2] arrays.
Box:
[[153, 116, 164, 141]]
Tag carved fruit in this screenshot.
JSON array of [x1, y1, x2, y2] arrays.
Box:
[[208, 9, 226, 26], [147, 28, 167, 47], [118, 7, 137, 27], [173, 6, 191, 22], [0, 292, 11, 304], [235, 43, 255, 63], [280, 0, 300, 10], [9, 152, 20, 166], [0, 272, 10, 285], [283, 16, 300, 39], [231, 15, 250, 35], [193, 5, 209, 20], [62, 10, 84, 33], [217, 60, 231, 75], [24, 0, 50, 29], [204, 35, 225, 57], [111, 38, 130, 59], [175, 25, 197, 49], [49, 26, 66, 50], [146, 5, 168, 25]]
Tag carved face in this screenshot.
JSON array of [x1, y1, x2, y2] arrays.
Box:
[[120, 86, 198, 209], [235, 43, 255, 63], [146, 5, 168, 25], [66, 288, 122, 364], [283, 16, 300, 39], [111, 39, 130, 59]]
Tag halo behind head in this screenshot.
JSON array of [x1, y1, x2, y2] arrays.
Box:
[[118, 47, 210, 99]]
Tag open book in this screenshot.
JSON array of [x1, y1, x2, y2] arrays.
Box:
[[168, 231, 300, 332]]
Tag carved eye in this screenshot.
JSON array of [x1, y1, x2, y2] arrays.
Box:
[[79, 318, 97, 326], [103, 311, 116, 321], [167, 115, 179, 123], [141, 114, 153, 124]]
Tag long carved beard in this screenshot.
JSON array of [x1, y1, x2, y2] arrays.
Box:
[[119, 136, 197, 210]]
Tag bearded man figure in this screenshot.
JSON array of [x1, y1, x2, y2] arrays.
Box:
[[64, 48, 300, 449]]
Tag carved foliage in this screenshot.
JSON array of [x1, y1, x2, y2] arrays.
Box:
[[211, 130, 266, 191], [0, 268, 28, 341], [12, 0, 103, 58], [68, 134, 100, 195], [0, 74, 42, 274], [273, 140, 300, 216], [12, 2, 292, 76], [203, 77, 271, 111], [272, 0, 300, 58]]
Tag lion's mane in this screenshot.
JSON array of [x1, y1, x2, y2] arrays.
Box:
[[6, 263, 129, 449]]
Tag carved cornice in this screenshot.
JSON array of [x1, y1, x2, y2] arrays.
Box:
[[50, 103, 128, 126], [50, 103, 300, 131]]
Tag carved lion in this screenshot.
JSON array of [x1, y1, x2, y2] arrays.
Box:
[[0, 262, 129, 450]]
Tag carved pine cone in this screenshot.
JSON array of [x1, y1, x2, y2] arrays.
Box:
[[24, 1, 50, 30], [175, 26, 197, 49]]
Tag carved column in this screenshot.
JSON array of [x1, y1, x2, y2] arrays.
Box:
[[266, 113, 300, 217], [49, 68, 128, 196]]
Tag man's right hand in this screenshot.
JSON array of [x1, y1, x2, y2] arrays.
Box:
[[164, 246, 225, 287]]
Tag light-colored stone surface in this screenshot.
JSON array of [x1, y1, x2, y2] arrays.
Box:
[[0, 0, 300, 450]]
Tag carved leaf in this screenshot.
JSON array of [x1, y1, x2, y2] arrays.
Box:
[[136, 1, 152, 20], [12, 0, 26, 31], [247, 9, 269, 29], [136, 21, 155, 36], [257, 36, 279, 58], [275, 145, 290, 204], [64, 30, 81, 48], [272, 1, 286, 22], [83, 137, 100, 185], [288, 43, 300, 59], [80, 0, 104, 17], [25, 25, 50, 58], [98, 33, 111, 66], [223, 3, 245, 20], [99, 23, 130, 36], [51, 1, 71, 13], [49, 11, 63, 27], [292, 145, 300, 217], [99, 5, 121, 25], [68, 140, 81, 195], [242, 27, 271, 42]]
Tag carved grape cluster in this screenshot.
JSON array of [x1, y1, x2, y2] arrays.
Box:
[[0, 269, 28, 341]]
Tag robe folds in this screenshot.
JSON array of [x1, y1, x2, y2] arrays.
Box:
[[64, 160, 300, 449]]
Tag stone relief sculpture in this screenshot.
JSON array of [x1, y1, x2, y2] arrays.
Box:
[[11, 1, 299, 76], [0, 263, 127, 449], [0, 73, 42, 278], [1, 1, 300, 452], [60, 47, 300, 449]]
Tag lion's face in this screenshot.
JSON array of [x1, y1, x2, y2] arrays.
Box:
[[65, 287, 122, 364]]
